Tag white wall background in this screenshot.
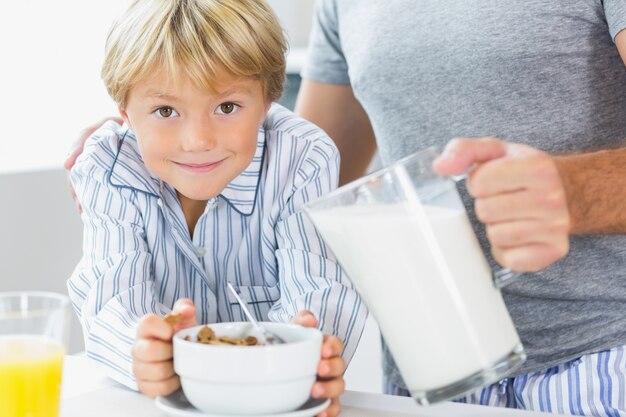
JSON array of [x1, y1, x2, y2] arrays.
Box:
[[0, 1, 124, 174], [0, 0, 382, 394]]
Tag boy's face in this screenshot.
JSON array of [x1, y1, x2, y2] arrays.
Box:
[[119, 69, 269, 203]]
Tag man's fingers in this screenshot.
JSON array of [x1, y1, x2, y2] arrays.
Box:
[[63, 145, 85, 170], [136, 374, 180, 398], [66, 173, 83, 213], [137, 314, 174, 340], [64, 117, 124, 170], [64, 117, 125, 213], [475, 190, 568, 225], [132, 358, 175, 382], [491, 242, 569, 272], [433, 137, 507, 176], [486, 220, 569, 249], [468, 152, 562, 197], [431, 137, 570, 273]]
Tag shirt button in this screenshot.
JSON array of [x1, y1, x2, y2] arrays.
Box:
[[206, 198, 218, 211], [194, 246, 205, 257]]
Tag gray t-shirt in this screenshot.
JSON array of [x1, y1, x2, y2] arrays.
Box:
[[302, 0, 626, 387]]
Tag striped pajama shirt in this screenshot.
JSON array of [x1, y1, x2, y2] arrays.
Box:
[[68, 104, 367, 389], [385, 345, 626, 416]]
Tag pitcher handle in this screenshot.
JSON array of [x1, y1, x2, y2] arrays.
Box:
[[451, 172, 522, 289], [493, 268, 522, 289]]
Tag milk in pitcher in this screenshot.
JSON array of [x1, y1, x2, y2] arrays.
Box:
[[309, 202, 521, 393]]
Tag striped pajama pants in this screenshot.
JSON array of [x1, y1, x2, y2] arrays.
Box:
[[384, 345, 626, 416]]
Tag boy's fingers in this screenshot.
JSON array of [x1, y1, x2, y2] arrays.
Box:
[[291, 310, 318, 328], [317, 356, 345, 378], [168, 299, 197, 329], [137, 374, 181, 398], [321, 335, 343, 358], [132, 358, 175, 382], [132, 338, 173, 362], [137, 314, 173, 340], [316, 398, 340, 417], [311, 377, 345, 399], [172, 298, 194, 311]]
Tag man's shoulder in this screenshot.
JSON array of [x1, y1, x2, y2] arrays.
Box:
[[264, 103, 338, 163], [261, 104, 339, 191], [265, 104, 334, 143], [74, 121, 129, 173], [71, 121, 156, 194]]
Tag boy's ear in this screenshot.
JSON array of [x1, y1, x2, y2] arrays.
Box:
[[118, 108, 131, 127], [260, 102, 271, 124]]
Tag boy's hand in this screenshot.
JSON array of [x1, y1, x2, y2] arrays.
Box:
[[292, 310, 345, 417], [132, 298, 197, 397]]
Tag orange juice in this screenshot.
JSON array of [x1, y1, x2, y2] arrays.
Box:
[[0, 336, 65, 417]]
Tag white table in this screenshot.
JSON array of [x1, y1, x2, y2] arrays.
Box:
[[60, 356, 564, 417]]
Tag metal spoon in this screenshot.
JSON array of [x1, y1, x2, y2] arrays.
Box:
[[227, 282, 286, 345]]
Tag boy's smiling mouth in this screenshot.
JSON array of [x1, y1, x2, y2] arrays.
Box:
[[173, 158, 227, 173]]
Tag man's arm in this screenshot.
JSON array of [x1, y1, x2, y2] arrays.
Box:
[[552, 30, 626, 234], [64, 117, 123, 212], [295, 80, 377, 185], [64, 117, 123, 170], [555, 148, 626, 234], [616, 30, 626, 67]]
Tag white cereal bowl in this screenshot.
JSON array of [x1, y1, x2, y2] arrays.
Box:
[[173, 322, 323, 415]]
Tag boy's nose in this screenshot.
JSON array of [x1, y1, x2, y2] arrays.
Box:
[[182, 117, 216, 151]]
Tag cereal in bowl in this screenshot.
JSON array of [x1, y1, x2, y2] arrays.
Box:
[[185, 325, 262, 346]]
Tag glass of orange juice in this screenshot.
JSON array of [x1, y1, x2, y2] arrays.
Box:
[[0, 292, 70, 417]]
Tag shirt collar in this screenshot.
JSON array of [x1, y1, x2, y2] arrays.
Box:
[[108, 126, 266, 217], [218, 130, 266, 216]]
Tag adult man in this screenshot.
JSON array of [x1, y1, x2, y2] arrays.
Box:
[[295, 1, 626, 414]]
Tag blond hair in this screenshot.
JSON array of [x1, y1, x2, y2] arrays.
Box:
[[102, 0, 287, 107]]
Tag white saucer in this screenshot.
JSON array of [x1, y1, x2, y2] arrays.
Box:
[[155, 390, 331, 417]]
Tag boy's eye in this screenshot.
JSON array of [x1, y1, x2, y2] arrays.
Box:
[[216, 103, 239, 115], [155, 107, 178, 118]]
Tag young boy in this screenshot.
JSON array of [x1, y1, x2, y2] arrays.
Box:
[[67, 1, 366, 415]]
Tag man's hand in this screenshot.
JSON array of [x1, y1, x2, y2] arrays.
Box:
[[64, 117, 123, 213], [132, 299, 197, 397], [292, 311, 345, 417], [433, 137, 570, 272]]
